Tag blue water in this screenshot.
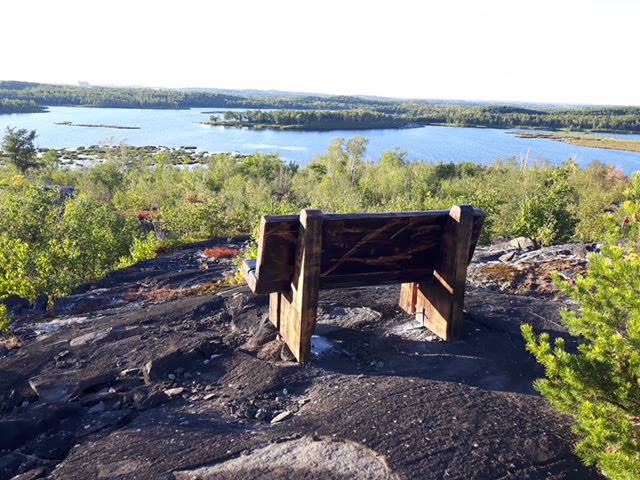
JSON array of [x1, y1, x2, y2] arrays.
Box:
[[1, 106, 640, 174]]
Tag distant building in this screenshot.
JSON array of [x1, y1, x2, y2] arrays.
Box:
[[78, 81, 90, 88]]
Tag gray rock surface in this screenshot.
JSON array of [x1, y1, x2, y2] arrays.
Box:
[[0, 238, 597, 479]]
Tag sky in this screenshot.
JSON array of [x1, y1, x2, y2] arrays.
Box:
[[1, 0, 639, 105]]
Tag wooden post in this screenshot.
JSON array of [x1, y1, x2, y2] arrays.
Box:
[[399, 205, 474, 341], [270, 209, 323, 362]]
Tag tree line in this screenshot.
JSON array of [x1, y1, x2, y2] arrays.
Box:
[[213, 109, 414, 130], [2, 81, 640, 132], [0, 98, 47, 114]]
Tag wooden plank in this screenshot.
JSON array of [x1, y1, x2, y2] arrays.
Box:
[[277, 209, 323, 362], [414, 205, 474, 340], [468, 209, 486, 263], [253, 214, 299, 291], [247, 208, 485, 295], [399, 282, 418, 315], [268, 292, 281, 328], [321, 268, 444, 288], [320, 214, 446, 279]]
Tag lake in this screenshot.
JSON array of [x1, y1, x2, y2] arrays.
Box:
[[1, 106, 640, 173]]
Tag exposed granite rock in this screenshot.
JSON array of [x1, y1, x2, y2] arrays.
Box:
[[468, 241, 594, 294], [0, 239, 598, 479]]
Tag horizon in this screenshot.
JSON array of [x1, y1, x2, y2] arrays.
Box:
[[2, 0, 639, 106]]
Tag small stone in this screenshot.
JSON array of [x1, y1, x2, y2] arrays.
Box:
[[55, 350, 70, 360], [499, 251, 517, 262], [203, 393, 216, 401], [297, 398, 309, 406], [164, 387, 185, 397], [270, 410, 292, 424], [120, 368, 141, 378], [139, 391, 169, 409], [167, 374, 176, 381], [508, 236, 536, 251]]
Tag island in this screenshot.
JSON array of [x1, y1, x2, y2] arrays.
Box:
[[204, 109, 419, 130]]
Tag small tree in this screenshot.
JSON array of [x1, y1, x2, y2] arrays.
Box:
[[523, 177, 640, 479], [522, 247, 640, 479], [1, 127, 40, 173]]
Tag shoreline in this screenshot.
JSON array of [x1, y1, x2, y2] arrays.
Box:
[[511, 131, 640, 153]]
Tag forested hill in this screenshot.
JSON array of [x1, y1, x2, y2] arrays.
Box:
[[0, 81, 392, 110], [2, 80, 640, 132]]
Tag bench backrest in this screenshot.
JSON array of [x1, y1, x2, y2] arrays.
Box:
[[254, 208, 485, 292]]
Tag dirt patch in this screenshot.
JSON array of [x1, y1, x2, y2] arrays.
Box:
[[122, 277, 240, 303], [202, 246, 241, 259]]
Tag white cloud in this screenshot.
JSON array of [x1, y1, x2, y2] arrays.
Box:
[[1, 0, 638, 105]]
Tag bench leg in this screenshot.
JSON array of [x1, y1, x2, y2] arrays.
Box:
[[268, 292, 281, 328], [399, 283, 418, 314], [272, 209, 323, 363], [399, 205, 474, 341]]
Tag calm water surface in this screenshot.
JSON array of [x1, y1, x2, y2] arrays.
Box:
[[1, 106, 640, 173]]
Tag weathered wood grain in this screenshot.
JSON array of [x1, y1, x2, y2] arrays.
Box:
[[274, 209, 323, 363], [255, 214, 298, 286], [242, 206, 486, 361], [413, 205, 474, 340], [399, 282, 418, 315], [246, 209, 485, 294]]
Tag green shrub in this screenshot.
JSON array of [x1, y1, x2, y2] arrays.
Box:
[[0, 304, 11, 333], [522, 176, 640, 479], [117, 232, 166, 269], [510, 167, 578, 245], [522, 245, 640, 479], [0, 138, 630, 306]]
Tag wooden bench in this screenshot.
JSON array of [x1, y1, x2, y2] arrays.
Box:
[[243, 205, 486, 362]]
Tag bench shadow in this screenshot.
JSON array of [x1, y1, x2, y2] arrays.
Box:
[[312, 310, 578, 396]]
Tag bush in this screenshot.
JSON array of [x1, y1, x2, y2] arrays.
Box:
[[522, 245, 640, 479], [0, 304, 12, 333], [0, 138, 630, 306], [510, 167, 578, 245], [522, 175, 640, 479]]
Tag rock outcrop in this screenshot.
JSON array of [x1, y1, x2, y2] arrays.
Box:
[[0, 239, 596, 479]]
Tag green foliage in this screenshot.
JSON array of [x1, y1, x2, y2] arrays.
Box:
[[1, 127, 40, 173], [0, 186, 140, 301], [602, 172, 640, 245], [117, 233, 167, 269], [0, 134, 628, 303], [522, 245, 640, 479], [523, 177, 640, 479], [0, 98, 45, 114], [0, 304, 11, 333], [510, 166, 579, 245], [214, 109, 412, 130]]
